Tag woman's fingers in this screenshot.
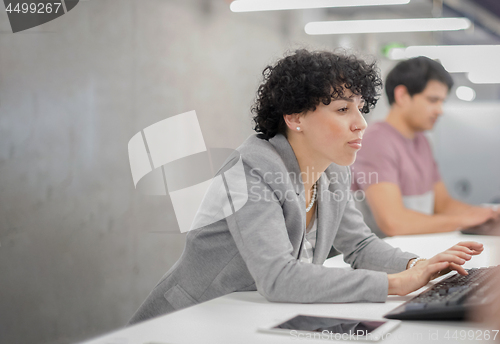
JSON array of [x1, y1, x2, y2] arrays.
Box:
[[431, 253, 467, 265], [471, 247, 484, 255], [454, 241, 484, 254], [448, 262, 468, 276], [449, 245, 474, 255], [427, 262, 449, 277], [423, 241, 483, 280], [445, 250, 472, 261]]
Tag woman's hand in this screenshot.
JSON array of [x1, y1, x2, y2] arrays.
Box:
[[388, 241, 484, 296]]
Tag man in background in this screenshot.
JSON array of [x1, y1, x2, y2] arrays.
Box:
[[351, 56, 498, 238]]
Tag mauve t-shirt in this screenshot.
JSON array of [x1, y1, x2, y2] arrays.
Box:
[[350, 122, 441, 238]]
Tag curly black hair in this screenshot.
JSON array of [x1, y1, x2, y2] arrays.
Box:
[[251, 49, 382, 140]]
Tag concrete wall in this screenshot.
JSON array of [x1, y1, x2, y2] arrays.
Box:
[[0, 1, 328, 343]]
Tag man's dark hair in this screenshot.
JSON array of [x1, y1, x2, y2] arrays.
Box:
[[385, 56, 454, 105], [251, 49, 382, 140]]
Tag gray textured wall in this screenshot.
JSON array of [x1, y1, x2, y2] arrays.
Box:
[[0, 1, 329, 343]]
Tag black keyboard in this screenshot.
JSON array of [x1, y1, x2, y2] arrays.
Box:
[[384, 266, 499, 320]]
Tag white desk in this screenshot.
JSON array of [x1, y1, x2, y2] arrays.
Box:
[[80, 233, 500, 344]]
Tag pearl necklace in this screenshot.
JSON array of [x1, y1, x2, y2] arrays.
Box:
[[305, 182, 317, 213]]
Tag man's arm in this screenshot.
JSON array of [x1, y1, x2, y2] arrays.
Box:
[[334, 169, 417, 274], [434, 181, 478, 215], [364, 182, 497, 236]]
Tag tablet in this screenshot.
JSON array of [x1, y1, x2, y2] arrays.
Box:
[[259, 314, 401, 341]]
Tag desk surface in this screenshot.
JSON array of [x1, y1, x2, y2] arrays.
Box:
[[80, 233, 500, 344]]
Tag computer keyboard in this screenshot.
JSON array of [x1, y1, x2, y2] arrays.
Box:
[[384, 266, 500, 320], [461, 217, 500, 236]]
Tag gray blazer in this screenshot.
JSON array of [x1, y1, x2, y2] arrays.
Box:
[[129, 134, 417, 325]]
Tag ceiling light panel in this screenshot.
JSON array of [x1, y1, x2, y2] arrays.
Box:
[[230, 0, 410, 13], [305, 18, 471, 35]]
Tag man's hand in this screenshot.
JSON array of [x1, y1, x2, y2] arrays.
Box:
[[388, 241, 484, 296], [457, 207, 499, 230], [364, 183, 497, 236]]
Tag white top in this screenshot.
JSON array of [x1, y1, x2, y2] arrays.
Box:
[[299, 207, 318, 263]]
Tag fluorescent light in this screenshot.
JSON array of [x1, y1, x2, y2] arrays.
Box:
[[387, 48, 407, 60], [397, 45, 480, 72], [387, 45, 500, 80], [230, 0, 410, 13], [468, 72, 500, 84], [456, 86, 476, 101], [305, 17, 471, 35]]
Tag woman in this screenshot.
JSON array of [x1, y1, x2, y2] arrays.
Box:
[[129, 49, 483, 324]]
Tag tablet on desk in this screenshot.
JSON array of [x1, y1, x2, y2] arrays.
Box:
[[258, 314, 400, 341]]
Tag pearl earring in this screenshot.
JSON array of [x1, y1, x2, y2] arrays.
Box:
[[297, 127, 301, 131]]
